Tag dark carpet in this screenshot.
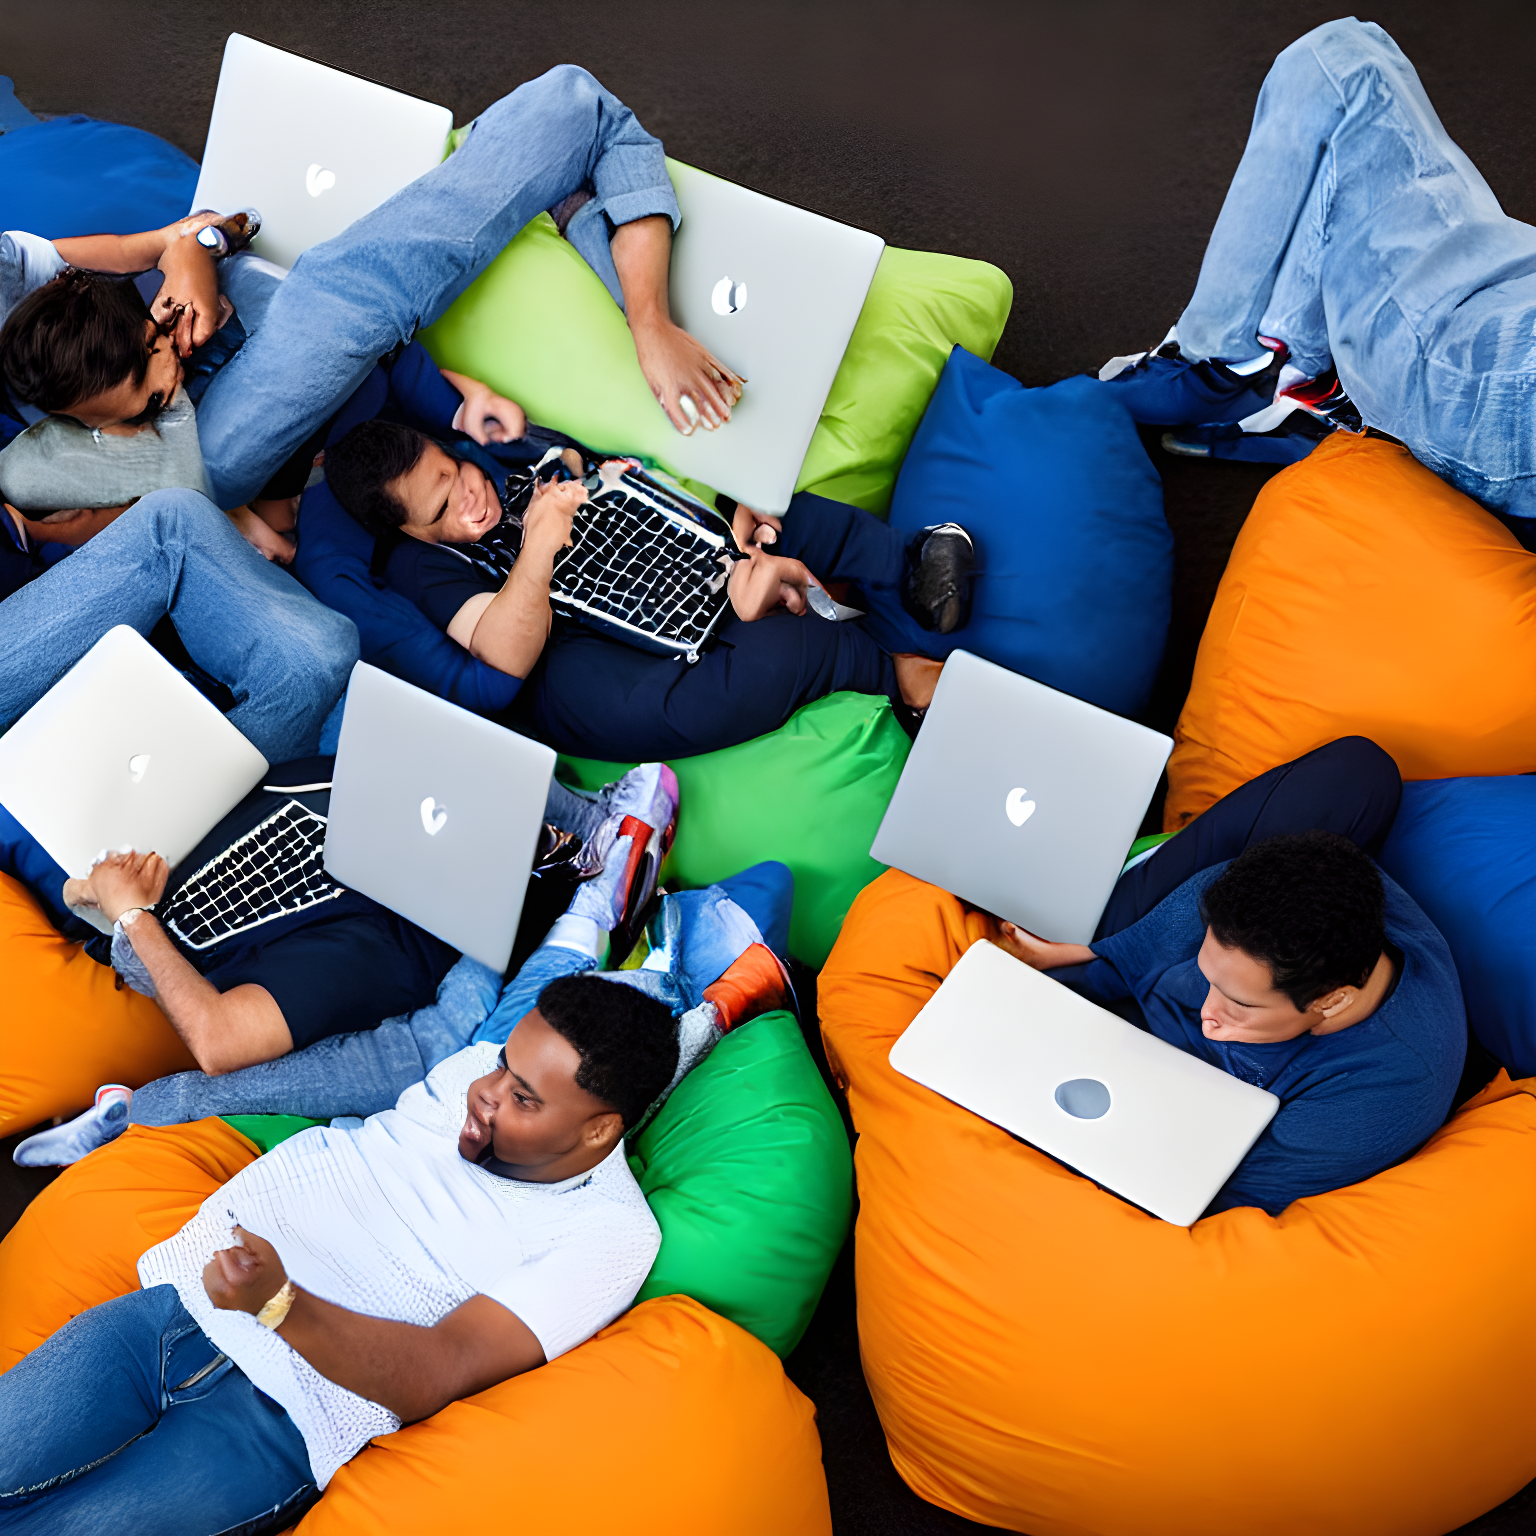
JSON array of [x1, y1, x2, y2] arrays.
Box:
[[2, 2, 1534, 1530]]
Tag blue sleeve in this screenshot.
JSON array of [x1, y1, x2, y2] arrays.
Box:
[[381, 341, 464, 435], [1091, 865, 1222, 995]]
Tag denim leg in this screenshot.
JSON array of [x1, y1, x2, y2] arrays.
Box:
[[1174, 18, 1536, 507], [219, 253, 287, 335], [0, 490, 358, 762], [130, 956, 500, 1125], [0, 1287, 314, 1535], [1095, 737, 1402, 940], [198, 64, 679, 507], [471, 943, 597, 1046]]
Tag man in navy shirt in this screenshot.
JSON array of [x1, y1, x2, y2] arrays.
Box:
[[1000, 737, 1466, 1216]]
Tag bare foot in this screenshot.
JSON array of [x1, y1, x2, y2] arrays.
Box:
[[630, 317, 744, 435], [892, 653, 944, 710]]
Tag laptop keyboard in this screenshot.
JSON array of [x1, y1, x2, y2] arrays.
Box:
[[160, 799, 345, 950], [550, 473, 732, 650]]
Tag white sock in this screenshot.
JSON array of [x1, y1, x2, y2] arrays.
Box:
[[13, 1085, 131, 1168], [544, 914, 604, 958]]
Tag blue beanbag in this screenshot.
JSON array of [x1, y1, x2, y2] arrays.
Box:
[[1379, 776, 1536, 1079], [886, 348, 1172, 717], [0, 116, 198, 238]]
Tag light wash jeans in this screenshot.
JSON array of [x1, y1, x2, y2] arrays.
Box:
[[0, 1284, 317, 1535], [198, 64, 679, 508], [0, 488, 357, 761], [1177, 18, 1536, 516], [129, 864, 792, 1127]]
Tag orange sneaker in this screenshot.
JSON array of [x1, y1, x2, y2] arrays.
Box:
[[703, 942, 792, 1032]]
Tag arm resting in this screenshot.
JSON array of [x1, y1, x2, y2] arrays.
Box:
[[278, 1289, 546, 1422]]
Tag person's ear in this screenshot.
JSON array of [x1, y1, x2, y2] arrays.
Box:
[[1308, 987, 1356, 1033], [585, 1111, 624, 1150]]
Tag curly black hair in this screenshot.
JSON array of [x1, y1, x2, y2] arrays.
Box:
[[1200, 830, 1386, 1010], [0, 270, 153, 412], [536, 973, 680, 1129], [324, 419, 432, 537]]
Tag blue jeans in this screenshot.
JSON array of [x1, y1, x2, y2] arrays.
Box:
[[198, 64, 679, 509], [0, 1285, 316, 1535], [1175, 18, 1536, 515], [0, 489, 358, 761], [129, 863, 793, 1126]]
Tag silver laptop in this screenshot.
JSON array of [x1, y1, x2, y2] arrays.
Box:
[[660, 159, 884, 512], [871, 650, 1173, 944], [322, 663, 555, 971], [0, 625, 269, 913], [190, 33, 453, 271], [890, 939, 1278, 1226]]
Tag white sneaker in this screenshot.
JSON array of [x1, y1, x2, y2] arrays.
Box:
[[13, 1084, 132, 1167]]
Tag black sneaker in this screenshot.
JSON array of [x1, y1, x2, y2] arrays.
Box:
[[902, 523, 976, 634]]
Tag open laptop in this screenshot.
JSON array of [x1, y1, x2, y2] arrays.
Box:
[[871, 650, 1173, 944], [322, 662, 555, 971], [890, 939, 1279, 1226], [659, 159, 884, 512], [190, 33, 453, 271], [0, 625, 269, 926]]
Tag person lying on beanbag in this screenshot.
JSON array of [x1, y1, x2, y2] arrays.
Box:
[[8, 762, 676, 1146], [0, 971, 686, 1528], [0, 65, 741, 524], [323, 418, 978, 760], [1099, 16, 1536, 511], [998, 738, 1466, 1216]]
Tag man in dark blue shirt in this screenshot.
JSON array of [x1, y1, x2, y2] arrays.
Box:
[[1000, 737, 1466, 1216]]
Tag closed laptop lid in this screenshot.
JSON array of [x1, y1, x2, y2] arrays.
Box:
[[322, 662, 555, 971], [661, 159, 884, 512], [870, 650, 1172, 944], [890, 940, 1278, 1226], [0, 624, 269, 884], [191, 34, 453, 271]]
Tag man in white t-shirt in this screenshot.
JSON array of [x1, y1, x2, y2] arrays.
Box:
[[0, 970, 679, 1533]]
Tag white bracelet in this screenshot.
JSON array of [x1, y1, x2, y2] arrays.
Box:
[[116, 907, 152, 928]]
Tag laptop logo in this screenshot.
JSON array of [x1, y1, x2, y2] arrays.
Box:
[[128, 754, 151, 784], [1005, 787, 1036, 827], [710, 276, 747, 316], [306, 163, 337, 198], [419, 797, 448, 836]]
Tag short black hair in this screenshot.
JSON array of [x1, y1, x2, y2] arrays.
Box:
[[1201, 830, 1386, 1010], [537, 973, 680, 1129], [324, 420, 431, 537], [0, 270, 153, 411]]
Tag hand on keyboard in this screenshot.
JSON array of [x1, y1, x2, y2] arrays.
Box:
[[77, 850, 171, 926], [728, 547, 812, 623], [524, 476, 586, 559]]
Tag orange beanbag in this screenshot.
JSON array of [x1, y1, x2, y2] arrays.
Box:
[[1164, 432, 1536, 830], [0, 1121, 831, 1536], [819, 869, 1536, 1536], [0, 872, 194, 1138]]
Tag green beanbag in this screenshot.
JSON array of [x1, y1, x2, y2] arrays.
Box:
[[222, 1011, 850, 1358], [627, 1009, 851, 1356], [557, 689, 911, 968], [419, 162, 1012, 517]]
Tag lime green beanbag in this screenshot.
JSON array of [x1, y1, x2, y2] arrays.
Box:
[[559, 689, 911, 968], [420, 162, 1012, 516], [223, 1010, 850, 1358]]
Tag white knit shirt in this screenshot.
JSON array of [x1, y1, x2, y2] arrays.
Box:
[[137, 1042, 660, 1487]]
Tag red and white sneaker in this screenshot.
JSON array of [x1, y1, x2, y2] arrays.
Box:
[[571, 764, 679, 961]]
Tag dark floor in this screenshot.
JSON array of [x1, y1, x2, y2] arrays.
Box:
[[3, 2, 1535, 1530]]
